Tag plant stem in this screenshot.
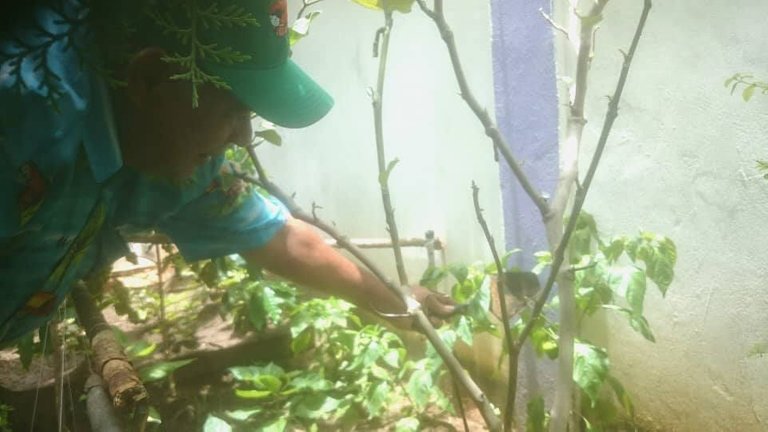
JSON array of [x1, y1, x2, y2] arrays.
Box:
[[49, 317, 66, 432], [472, 182, 516, 432], [296, 0, 322, 19], [525, 2, 653, 430], [372, 10, 409, 286], [155, 244, 169, 355], [546, 1, 608, 428]]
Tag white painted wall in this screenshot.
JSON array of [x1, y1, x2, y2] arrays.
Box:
[[265, 1, 768, 430], [260, 1, 503, 281], [563, 1, 768, 430]]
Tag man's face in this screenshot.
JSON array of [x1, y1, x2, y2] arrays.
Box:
[[118, 51, 254, 181]]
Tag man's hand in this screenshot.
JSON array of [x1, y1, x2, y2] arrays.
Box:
[[406, 285, 460, 329]]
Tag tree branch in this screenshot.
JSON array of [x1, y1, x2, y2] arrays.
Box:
[[472, 182, 517, 432], [70, 282, 149, 428], [371, 10, 409, 286], [296, 0, 322, 20]]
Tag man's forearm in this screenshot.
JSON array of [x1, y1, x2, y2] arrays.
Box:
[[241, 218, 407, 316]]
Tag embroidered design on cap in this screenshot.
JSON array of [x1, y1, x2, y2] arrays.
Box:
[[269, 0, 288, 37]]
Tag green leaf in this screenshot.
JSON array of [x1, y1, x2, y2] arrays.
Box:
[[382, 348, 402, 368], [406, 369, 433, 410], [530, 320, 559, 360], [743, 84, 757, 101], [455, 315, 473, 346], [625, 269, 646, 316], [756, 160, 768, 173], [573, 342, 610, 404], [352, 0, 416, 13], [647, 236, 676, 296], [293, 394, 342, 419], [420, 266, 449, 289], [606, 375, 635, 417], [287, 373, 331, 392], [532, 251, 553, 274], [291, 327, 314, 353], [629, 315, 656, 342], [255, 374, 283, 392], [235, 389, 273, 399], [253, 128, 282, 146], [607, 266, 646, 315], [289, 11, 322, 46], [568, 212, 599, 261], [15, 333, 35, 370], [449, 264, 469, 284], [203, 415, 232, 432], [378, 158, 400, 186], [526, 396, 548, 432], [247, 292, 268, 331], [748, 342, 768, 358], [366, 381, 389, 416], [225, 409, 261, 421], [139, 358, 195, 383], [126, 340, 157, 359], [601, 237, 626, 263], [257, 417, 287, 432], [394, 417, 420, 432]]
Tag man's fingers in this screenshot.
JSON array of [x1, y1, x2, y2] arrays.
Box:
[[424, 293, 459, 318]]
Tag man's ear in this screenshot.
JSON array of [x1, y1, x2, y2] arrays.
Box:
[[125, 47, 171, 106]]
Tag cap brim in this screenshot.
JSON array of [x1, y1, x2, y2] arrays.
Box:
[[212, 59, 334, 129]]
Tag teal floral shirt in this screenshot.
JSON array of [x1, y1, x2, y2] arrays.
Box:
[[0, 1, 287, 343]]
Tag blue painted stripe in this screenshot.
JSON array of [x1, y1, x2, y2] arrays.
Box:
[[491, 0, 559, 269]]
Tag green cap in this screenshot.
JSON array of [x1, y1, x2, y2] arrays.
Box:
[[145, 0, 333, 128]]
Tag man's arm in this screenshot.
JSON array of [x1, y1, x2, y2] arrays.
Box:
[[240, 217, 455, 328]]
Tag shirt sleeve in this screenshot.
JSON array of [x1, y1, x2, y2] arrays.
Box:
[[158, 170, 289, 262]]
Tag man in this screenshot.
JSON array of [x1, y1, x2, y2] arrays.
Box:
[[0, 0, 454, 344]]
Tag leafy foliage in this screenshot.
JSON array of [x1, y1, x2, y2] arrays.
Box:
[[180, 262, 457, 430], [143, 1, 258, 107], [724, 73, 768, 102], [515, 212, 676, 430], [139, 358, 196, 383], [0, 403, 11, 432]]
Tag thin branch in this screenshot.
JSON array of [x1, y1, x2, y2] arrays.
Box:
[[244, 151, 502, 431], [452, 378, 470, 432], [415, 0, 436, 20], [418, 0, 550, 217], [296, 0, 322, 20], [539, 8, 569, 38], [371, 11, 409, 286], [472, 182, 516, 432], [155, 244, 170, 354]]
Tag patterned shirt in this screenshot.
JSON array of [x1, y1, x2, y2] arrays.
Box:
[[0, 1, 288, 343]]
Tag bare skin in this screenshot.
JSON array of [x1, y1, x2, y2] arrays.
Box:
[[114, 48, 456, 329]]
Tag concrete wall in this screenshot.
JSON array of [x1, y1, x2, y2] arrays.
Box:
[[571, 1, 768, 430], [262, 1, 503, 280], [267, 1, 768, 431]]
